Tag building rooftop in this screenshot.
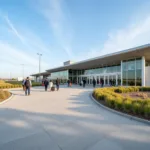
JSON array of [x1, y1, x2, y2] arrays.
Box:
[[31, 44, 150, 76]]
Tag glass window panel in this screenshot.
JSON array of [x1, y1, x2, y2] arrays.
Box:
[[136, 59, 142, 69], [122, 62, 127, 71], [136, 69, 142, 86], [127, 60, 135, 70], [128, 70, 135, 86], [123, 71, 127, 86]]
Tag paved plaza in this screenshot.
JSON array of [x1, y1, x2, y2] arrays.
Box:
[[0, 86, 150, 150]]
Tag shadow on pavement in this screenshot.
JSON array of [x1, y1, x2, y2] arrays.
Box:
[[0, 87, 150, 150]]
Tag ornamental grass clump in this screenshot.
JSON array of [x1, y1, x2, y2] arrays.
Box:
[[0, 90, 11, 101], [114, 98, 123, 110], [143, 104, 150, 118], [123, 99, 132, 113]]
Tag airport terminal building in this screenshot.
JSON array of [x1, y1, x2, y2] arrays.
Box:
[[31, 44, 150, 86]]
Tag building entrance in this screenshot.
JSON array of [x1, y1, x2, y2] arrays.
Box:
[[80, 72, 121, 86]]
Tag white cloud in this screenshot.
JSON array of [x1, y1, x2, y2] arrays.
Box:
[[101, 16, 150, 55], [0, 16, 52, 78], [36, 0, 73, 57], [0, 41, 49, 77], [4, 15, 25, 44], [83, 15, 150, 60]]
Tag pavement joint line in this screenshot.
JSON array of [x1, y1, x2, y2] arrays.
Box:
[[90, 93, 150, 126], [42, 127, 63, 150]]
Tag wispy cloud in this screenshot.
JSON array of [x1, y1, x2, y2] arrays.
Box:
[[4, 15, 51, 54], [4, 15, 25, 44], [82, 14, 150, 60], [0, 15, 51, 77], [36, 0, 73, 57]]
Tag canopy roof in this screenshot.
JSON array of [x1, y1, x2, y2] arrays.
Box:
[[32, 44, 150, 76], [46, 44, 150, 72], [31, 72, 50, 77]]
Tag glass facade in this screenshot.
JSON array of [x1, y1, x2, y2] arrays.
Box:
[[69, 70, 84, 84], [122, 58, 142, 86], [84, 65, 121, 75], [48, 57, 143, 86], [51, 70, 69, 83]]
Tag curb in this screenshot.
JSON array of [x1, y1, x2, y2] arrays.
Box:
[[0, 92, 14, 105], [90, 93, 150, 125]]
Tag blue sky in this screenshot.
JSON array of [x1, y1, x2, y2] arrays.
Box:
[[0, 0, 150, 78]]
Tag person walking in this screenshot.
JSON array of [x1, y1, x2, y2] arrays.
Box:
[[22, 78, 26, 91], [56, 78, 60, 91], [83, 79, 86, 88], [49, 80, 53, 91], [67, 80, 70, 87], [44, 78, 49, 91], [101, 79, 104, 87], [24, 77, 32, 96], [93, 77, 96, 88]]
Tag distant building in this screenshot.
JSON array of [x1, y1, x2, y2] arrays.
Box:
[[17, 77, 23, 81], [63, 60, 75, 66]]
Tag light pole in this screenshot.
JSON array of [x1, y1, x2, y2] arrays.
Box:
[[20, 64, 24, 78], [37, 53, 42, 81]]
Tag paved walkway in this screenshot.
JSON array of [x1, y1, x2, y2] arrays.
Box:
[[0, 86, 150, 150]]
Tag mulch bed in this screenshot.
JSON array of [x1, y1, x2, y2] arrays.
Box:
[[122, 92, 150, 100]]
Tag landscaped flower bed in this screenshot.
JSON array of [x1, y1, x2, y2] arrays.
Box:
[[0, 90, 11, 102], [0, 80, 42, 89], [0, 80, 22, 89], [93, 87, 150, 120], [6, 81, 41, 87]]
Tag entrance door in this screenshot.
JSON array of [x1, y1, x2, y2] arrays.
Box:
[[109, 75, 116, 86], [105, 76, 108, 85]]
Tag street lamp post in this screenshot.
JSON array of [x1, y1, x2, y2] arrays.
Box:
[[20, 64, 24, 78], [37, 53, 42, 82]]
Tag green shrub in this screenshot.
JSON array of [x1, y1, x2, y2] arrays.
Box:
[[114, 98, 123, 110], [93, 86, 150, 119], [144, 104, 150, 118], [132, 103, 142, 115], [123, 99, 132, 112]]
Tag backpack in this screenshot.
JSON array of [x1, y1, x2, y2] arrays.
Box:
[[25, 80, 30, 87]]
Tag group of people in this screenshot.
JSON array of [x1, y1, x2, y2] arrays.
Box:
[[80, 78, 104, 88], [42, 78, 60, 91], [22, 78, 60, 96], [22, 77, 106, 96]]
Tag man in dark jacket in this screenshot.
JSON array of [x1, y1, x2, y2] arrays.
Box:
[[56, 78, 60, 91], [24, 77, 32, 96], [44, 78, 49, 91], [67, 80, 70, 87], [93, 77, 96, 88], [83, 79, 86, 88]]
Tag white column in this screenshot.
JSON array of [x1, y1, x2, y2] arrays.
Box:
[[116, 74, 118, 86], [142, 56, 145, 86], [121, 60, 123, 86]]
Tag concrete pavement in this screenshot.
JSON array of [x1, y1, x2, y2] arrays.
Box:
[[0, 85, 150, 150]]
